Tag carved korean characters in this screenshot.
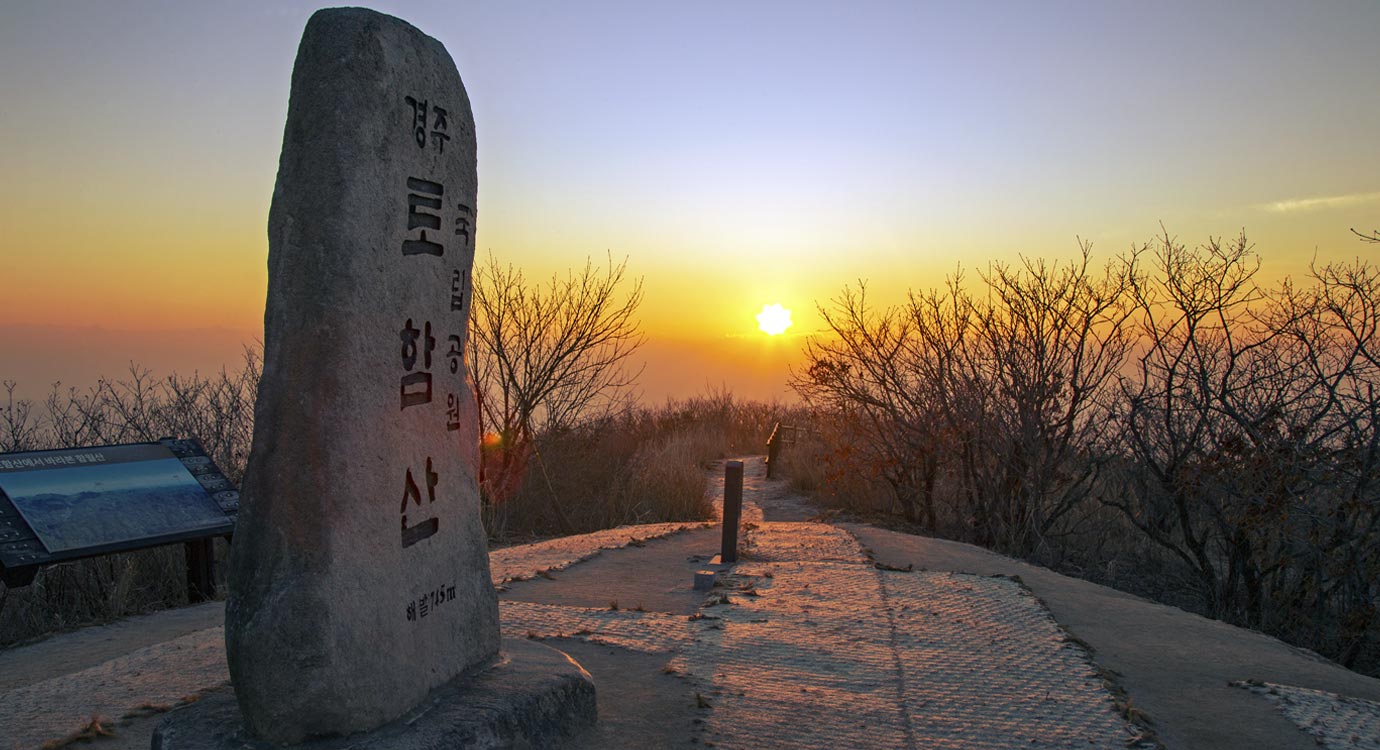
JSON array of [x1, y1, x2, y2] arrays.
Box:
[[226, 8, 498, 744]]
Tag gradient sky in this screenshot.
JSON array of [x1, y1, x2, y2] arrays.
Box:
[[3, 1, 1378, 402]]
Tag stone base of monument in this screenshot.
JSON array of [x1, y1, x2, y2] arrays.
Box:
[[151, 639, 595, 749]]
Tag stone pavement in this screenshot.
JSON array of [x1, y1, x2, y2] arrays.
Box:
[[3, 456, 1379, 749]]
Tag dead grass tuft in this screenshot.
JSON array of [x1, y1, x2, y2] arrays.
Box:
[[121, 702, 173, 718], [40, 715, 117, 749], [480, 389, 801, 541]]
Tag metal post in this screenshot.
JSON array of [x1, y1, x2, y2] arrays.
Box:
[[720, 460, 743, 563]]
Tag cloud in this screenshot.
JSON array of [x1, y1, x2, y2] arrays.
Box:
[[1261, 191, 1380, 213]]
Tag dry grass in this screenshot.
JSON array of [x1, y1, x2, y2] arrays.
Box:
[[0, 546, 205, 648], [481, 389, 802, 541], [609, 427, 719, 522], [39, 715, 117, 749], [776, 426, 893, 515]]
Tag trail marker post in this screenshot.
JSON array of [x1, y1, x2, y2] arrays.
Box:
[[720, 460, 744, 563]]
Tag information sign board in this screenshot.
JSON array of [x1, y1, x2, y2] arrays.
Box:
[[0, 443, 227, 554], [0, 438, 237, 587]]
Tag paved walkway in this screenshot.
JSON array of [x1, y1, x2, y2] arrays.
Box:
[[846, 523, 1380, 750], [503, 521, 1142, 749], [2, 456, 1378, 749]]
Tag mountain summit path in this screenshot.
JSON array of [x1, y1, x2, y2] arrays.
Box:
[[2, 456, 1378, 749]]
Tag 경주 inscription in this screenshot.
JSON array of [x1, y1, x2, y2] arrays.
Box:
[[225, 8, 498, 744]]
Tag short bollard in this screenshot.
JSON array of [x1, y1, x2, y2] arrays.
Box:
[[720, 460, 744, 564]]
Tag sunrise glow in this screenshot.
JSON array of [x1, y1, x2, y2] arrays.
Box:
[[756, 304, 793, 336], [1, 2, 1377, 405]]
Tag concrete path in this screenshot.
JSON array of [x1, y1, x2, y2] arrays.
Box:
[[501, 519, 1142, 749], [2, 456, 1378, 749], [705, 455, 817, 523], [846, 523, 1380, 750]]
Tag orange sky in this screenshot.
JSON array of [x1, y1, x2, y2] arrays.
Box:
[[3, 2, 1378, 404]]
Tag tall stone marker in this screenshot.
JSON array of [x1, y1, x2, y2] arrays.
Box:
[[226, 8, 497, 743]]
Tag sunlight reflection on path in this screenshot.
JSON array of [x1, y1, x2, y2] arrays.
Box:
[[501, 462, 1149, 749]]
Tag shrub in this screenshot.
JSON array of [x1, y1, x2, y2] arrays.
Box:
[[481, 388, 796, 542]]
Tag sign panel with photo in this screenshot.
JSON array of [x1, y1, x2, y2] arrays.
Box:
[[0, 444, 229, 554]]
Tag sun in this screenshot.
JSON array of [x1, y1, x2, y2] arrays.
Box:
[[756, 303, 793, 336]]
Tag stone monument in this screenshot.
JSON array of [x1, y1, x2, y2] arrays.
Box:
[[154, 8, 593, 748], [223, 6, 500, 742]]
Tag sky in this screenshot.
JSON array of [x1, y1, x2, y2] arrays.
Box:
[[2, 1, 1378, 404]]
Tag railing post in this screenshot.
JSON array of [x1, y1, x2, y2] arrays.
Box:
[[720, 460, 743, 563], [766, 422, 780, 479]]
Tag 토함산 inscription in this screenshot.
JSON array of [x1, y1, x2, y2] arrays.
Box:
[[225, 8, 498, 743]]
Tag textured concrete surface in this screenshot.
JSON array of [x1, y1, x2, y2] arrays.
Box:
[[1232, 681, 1380, 750], [550, 640, 703, 750], [504, 521, 1143, 749], [847, 523, 1380, 750], [151, 639, 594, 750], [0, 601, 222, 694], [490, 521, 709, 591], [1, 626, 229, 750], [500, 526, 718, 615]]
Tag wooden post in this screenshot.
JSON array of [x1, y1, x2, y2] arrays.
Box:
[[767, 422, 788, 479], [184, 538, 217, 603], [720, 460, 744, 563], [766, 430, 781, 479]]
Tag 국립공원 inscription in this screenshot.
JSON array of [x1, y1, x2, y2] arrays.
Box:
[[225, 8, 498, 743]]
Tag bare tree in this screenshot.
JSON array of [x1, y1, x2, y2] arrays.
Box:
[[1, 381, 41, 452], [1104, 230, 1361, 630], [1102, 231, 1380, 668], [791, 283, 944, 528], [963, 245, 1134, 557], [468, 253, 645, 529], [791, 227, 1380, 672], [1272, 257, 1380, 665], [1108, 231, 1267, 619], [793, 245, 1133, 552]]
